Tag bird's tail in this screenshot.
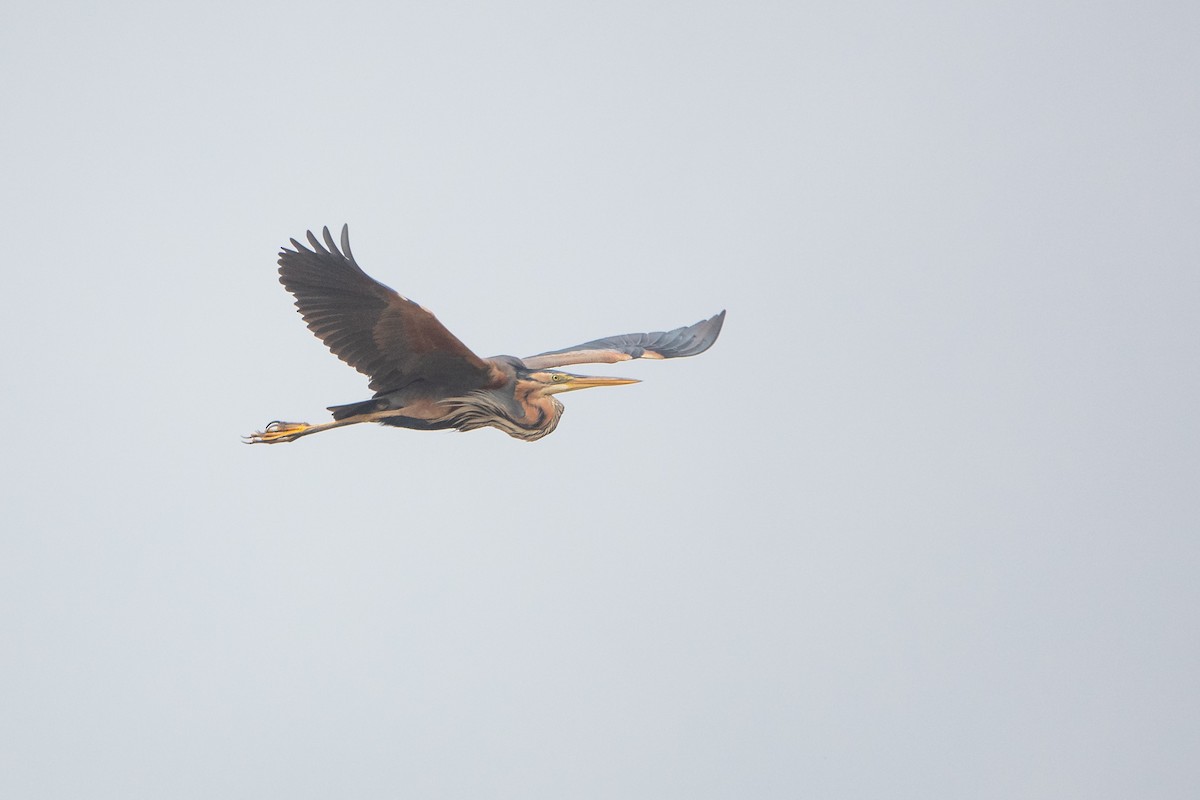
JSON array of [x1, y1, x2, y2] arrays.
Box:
[[327, 398, 384, 420]]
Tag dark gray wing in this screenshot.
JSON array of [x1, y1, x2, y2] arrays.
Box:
[[522, 311, 725, 370], [277, 225, 494, 394]]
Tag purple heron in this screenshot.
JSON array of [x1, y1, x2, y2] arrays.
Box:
[[245, 226, 725, 444]]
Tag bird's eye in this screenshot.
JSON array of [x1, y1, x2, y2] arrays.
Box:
[[552, 374, 566, 382]]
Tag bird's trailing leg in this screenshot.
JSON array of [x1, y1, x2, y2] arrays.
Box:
[[243, 408, 426, 444]]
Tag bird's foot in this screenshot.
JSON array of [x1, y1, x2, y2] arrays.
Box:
[[243, 420, 311, 444]]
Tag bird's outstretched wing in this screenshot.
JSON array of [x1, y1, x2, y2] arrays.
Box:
[[277, 225, 493, 394], [521, 311, 726, 370]]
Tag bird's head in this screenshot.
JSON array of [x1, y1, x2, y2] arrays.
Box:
[[521, 370, 640, 396]]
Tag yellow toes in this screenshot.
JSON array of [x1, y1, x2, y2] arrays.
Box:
[[243, 420, 310, 444]]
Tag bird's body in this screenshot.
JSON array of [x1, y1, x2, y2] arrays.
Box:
[[246, 226, 724, 444], [319, 357, 582, 441]]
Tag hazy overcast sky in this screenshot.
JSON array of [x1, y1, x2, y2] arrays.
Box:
[[2, 2, 1198, 798]]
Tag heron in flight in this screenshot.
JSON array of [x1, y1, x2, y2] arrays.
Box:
[[246, 225, 725, 443]]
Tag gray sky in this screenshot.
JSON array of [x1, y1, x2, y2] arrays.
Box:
[[2, 1, 1198, 797]]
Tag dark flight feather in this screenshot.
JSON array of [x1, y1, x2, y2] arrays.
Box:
[[277, 225, 493, 394]]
